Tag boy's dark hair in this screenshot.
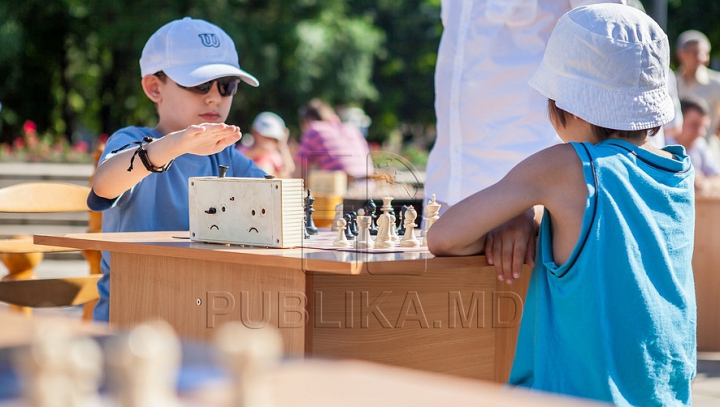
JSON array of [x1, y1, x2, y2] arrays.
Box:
[[154, 71, 168, 82], [680, 97, 710, 117], [548, 99, 660, 141]]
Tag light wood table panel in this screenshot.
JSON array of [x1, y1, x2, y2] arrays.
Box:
[[694, 197, 720, 351], [35, 231, 530, 382]]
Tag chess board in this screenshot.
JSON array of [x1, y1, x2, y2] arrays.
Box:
[[301, 229, 429, 253]]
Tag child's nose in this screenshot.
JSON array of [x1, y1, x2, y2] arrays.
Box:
[[205, 82, 223, 102]]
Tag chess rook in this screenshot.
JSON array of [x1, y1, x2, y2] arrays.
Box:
[[355, 208, 375, 250]]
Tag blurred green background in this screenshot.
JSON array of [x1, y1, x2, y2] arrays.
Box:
[[0, 0, 712, 161]]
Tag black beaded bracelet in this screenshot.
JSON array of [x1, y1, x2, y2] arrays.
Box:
[[117, 136, 173, 173], [137, 137, 173, 173]]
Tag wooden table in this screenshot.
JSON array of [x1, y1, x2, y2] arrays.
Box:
[[35, 231, 531, 382], [0, 312, 605, 407], [693, 197, 720, 351], [0, 310, 109, 349]]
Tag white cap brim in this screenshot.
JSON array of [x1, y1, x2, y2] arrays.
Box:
[[165, 63, 259, 87]]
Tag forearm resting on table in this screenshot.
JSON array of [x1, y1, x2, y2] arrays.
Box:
[[427, 175, 543, 257], [428, 205, 539, 257]]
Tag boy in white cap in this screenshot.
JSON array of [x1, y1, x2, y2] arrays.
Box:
[[88, 17, 266, 322], [238, 111, 296, 178], [428, 4, 695, 405]]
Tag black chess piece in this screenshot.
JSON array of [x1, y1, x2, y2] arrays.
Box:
[[304, 189, 318, 236], [349, 211, 359, 236], [344, 213, 355, 240], [397, 205, 409, 236], [365, 199, 378, 236], [303, 213, 310, 239]]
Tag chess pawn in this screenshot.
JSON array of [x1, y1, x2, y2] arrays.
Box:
[[355, 208, 375, 250], [333, 217, 352, 248], [106, 320, 182, 407], [375, 213, 394, 249], [331, 203, 344, 231], [365, 199, 378, 236], [401, 205, 420, 247], [422, 194, 442, 247], [304, 189, 318, 235], [215, 322, 283, 407]]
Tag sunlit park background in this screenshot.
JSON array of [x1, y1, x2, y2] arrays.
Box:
[[0, 0, 714, 166]]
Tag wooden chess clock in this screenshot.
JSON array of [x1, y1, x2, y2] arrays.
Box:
[[188, 173, 304, 248]]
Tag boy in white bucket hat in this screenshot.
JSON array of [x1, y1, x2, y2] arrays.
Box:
[[238, 111, 296, 178], [429, 4, 695, 405], [87, 17, 266, 322]]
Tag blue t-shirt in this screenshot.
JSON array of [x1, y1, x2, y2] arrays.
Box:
[[508, 139, 696, 406], [87, 126, 266, 321]]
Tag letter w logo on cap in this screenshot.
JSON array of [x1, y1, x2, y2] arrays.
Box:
[[198, 33, 220, 48]]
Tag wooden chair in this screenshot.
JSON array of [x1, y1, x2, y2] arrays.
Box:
[[0, 181, 101, 318]]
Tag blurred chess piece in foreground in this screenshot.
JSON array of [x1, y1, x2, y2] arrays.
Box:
[[215, 322, 283, 407], [106, 320, 182, 407]]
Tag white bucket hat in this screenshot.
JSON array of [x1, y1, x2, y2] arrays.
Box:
[[252, 112, 286, 140], [140, 17, 259, 87], [528, 4, 674, 131]]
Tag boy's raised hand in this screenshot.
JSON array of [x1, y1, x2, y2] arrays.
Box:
[[171, 123, 242, 157]]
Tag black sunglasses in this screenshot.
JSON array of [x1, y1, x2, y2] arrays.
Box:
[[176, 77, 240, 97]]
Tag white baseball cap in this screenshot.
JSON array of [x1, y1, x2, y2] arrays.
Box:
[[140, 17, 259, 87], [252, 112, 286, 140], [528, 4, 674, 131]]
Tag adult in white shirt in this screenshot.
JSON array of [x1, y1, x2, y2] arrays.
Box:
[[425, 0, 625, 280]]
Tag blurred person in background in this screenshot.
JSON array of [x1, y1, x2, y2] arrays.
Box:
[[675, 29, 720, 160], [294, 98, 372, 184], [668, 97, 720, 196], [238, 111, 295, 178]]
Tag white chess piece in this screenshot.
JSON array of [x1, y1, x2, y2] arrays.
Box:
[[331, 203, 344, 231], [380, 196, 400, 242], [107, 320, 182, 407], [215, 322, 283, 407], [333, 217, 352, 248], [422, 194, 442, 247], [14, 320, 74, 407], [401, 205, 420, 247], [375, 213, 394, 249], [66, 337, 104, 407], [355, 208, 375, 249], [389, 212, 400, 242]]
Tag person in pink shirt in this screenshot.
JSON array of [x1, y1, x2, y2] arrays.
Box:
[[294, 98, 372, 182]]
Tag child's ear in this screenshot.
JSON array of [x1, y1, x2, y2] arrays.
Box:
[[141, 75, 163, 103]]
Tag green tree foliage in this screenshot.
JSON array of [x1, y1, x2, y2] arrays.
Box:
[[0, 0, 407, 145]]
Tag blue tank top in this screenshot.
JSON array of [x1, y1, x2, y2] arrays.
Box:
[[508, 139, 696, 406]]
